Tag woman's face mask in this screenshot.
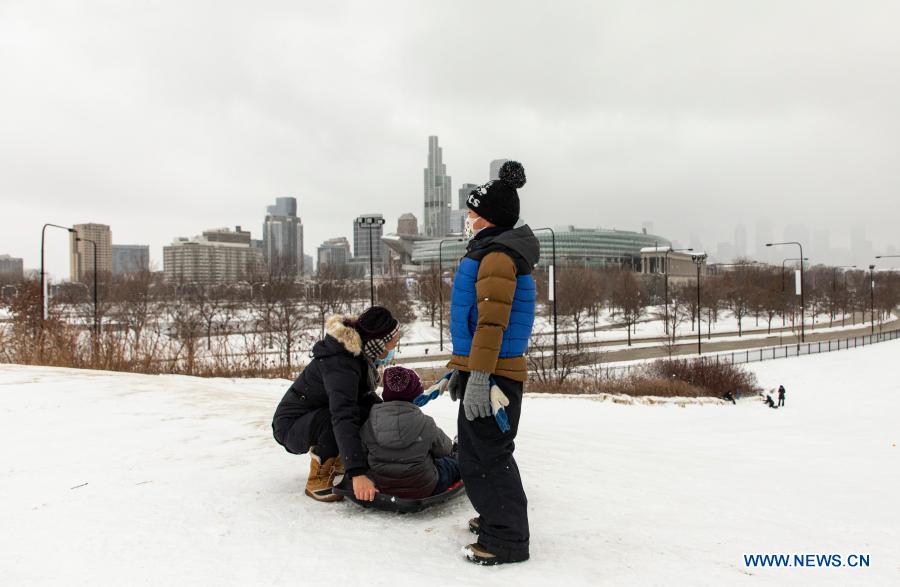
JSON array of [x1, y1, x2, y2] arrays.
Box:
[[375, 347, 396, 366]]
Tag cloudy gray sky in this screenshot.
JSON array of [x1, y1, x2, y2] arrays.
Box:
[[3, 0, 900, 277]]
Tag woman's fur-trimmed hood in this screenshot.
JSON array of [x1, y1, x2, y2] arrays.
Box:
[[323, 314, 362, 356]]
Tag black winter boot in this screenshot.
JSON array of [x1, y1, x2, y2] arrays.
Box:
[[468, 516, 481, 535], [462, 542, 529, 566]]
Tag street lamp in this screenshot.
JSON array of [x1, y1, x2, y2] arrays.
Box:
[[437, 237, 463, 352], [767, 241, 805, 344], [691, 254, 707, 355], [781, 257, 808, 292], [664, 247, 693, 336], [355, 216, 386, 306], [532, 227, 558, 371], [40, 223, 76, 323], [869, 264, 876, 335], [874, 255, 900, 332], [76, 237, 99, 338]]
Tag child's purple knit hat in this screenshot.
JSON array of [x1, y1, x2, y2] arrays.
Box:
[[382, 367, 423, 402]]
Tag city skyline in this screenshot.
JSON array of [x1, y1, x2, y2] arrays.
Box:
[[4, 2, 900, 277], [13, 196, 900, 281]]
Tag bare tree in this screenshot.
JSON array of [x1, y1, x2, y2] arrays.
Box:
[[307, 265, 353, 338], [557, 267, 601, 350], [526, 333, 584, 386], [377, 276, 416, 324], [723, 271, 752, 336], [417, 263, 443, 327], [166, 285, 203, 374], [609, 271, 646, 346]]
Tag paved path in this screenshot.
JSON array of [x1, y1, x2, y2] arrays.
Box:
[[403, 311, 899, 365]]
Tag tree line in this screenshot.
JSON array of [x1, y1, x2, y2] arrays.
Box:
[[1, 261, 897, 378]]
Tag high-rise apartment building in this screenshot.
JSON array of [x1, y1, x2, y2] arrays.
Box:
[[0, 254, 24, 283], [163, 226, 263, 284], [262, 197, 304, 276], [112, 245, 150, 275], [70, 223, 113, 282], [423, 136, 452, 238]]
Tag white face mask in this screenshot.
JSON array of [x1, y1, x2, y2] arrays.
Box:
[[464, 216, 481, 240]]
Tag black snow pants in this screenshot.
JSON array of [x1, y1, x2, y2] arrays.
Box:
[[457, 371, 529, 559], [272, 405, 339, 460]]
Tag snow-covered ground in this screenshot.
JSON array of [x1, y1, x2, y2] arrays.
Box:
[[2, 340, 899, 586]]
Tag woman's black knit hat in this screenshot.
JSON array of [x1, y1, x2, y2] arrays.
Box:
[[344, 306, 400, 359], [353, 306, 399, 342]]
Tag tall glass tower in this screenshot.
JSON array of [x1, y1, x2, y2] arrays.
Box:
[[423, 136, 452, 237], [262, 197, 304, 276]]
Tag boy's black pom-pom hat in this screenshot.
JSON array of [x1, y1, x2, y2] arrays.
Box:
[[498, 160, 526, 189], [465, 160, 526, 228]]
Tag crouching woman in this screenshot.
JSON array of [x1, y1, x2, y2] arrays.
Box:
[[272, 306, 401, 502]]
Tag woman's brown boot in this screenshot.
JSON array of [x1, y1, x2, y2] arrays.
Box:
[[304, 452, 343, 502]]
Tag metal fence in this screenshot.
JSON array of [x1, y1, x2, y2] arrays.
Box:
[[704, 328, 900, 366], [581, 328, 900, 380]]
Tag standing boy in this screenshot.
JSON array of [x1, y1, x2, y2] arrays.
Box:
[[443, 160, 539, 565]]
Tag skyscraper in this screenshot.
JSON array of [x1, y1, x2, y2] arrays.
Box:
[[458, 183, 479, 209], [353, 213, 386, 274], [70, 223, 113, 282], [423, 136, 451, 238], [262, 197, 304, 275], [489, 159, 509, 180], [317, 237, 352, 271]]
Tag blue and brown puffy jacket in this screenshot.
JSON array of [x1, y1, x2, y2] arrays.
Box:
[[448, 224, 540, 382]]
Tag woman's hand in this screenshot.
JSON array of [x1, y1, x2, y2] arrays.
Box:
[[352, 475, 378, 501]]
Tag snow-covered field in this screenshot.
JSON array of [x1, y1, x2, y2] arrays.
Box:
[[2, 340, 899, 586]]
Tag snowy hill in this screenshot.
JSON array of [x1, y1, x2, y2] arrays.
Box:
[[2, 341, 899, 586]]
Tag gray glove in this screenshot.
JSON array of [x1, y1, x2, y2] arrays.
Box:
[[425, 370, 461, 403], [447, 370, 461, 401], [463, 371, 492, 421]]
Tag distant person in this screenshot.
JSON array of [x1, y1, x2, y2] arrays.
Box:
[[765, 394, 777, 409], [361, 366, 460, 498], [723, 391, 736, 405], [777, 385, 786, 407]]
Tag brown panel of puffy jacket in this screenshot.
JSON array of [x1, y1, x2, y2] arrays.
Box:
[[468, 251, 517, 373]]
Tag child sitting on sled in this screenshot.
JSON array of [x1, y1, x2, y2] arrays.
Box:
[[361, 366, 460, 498]]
